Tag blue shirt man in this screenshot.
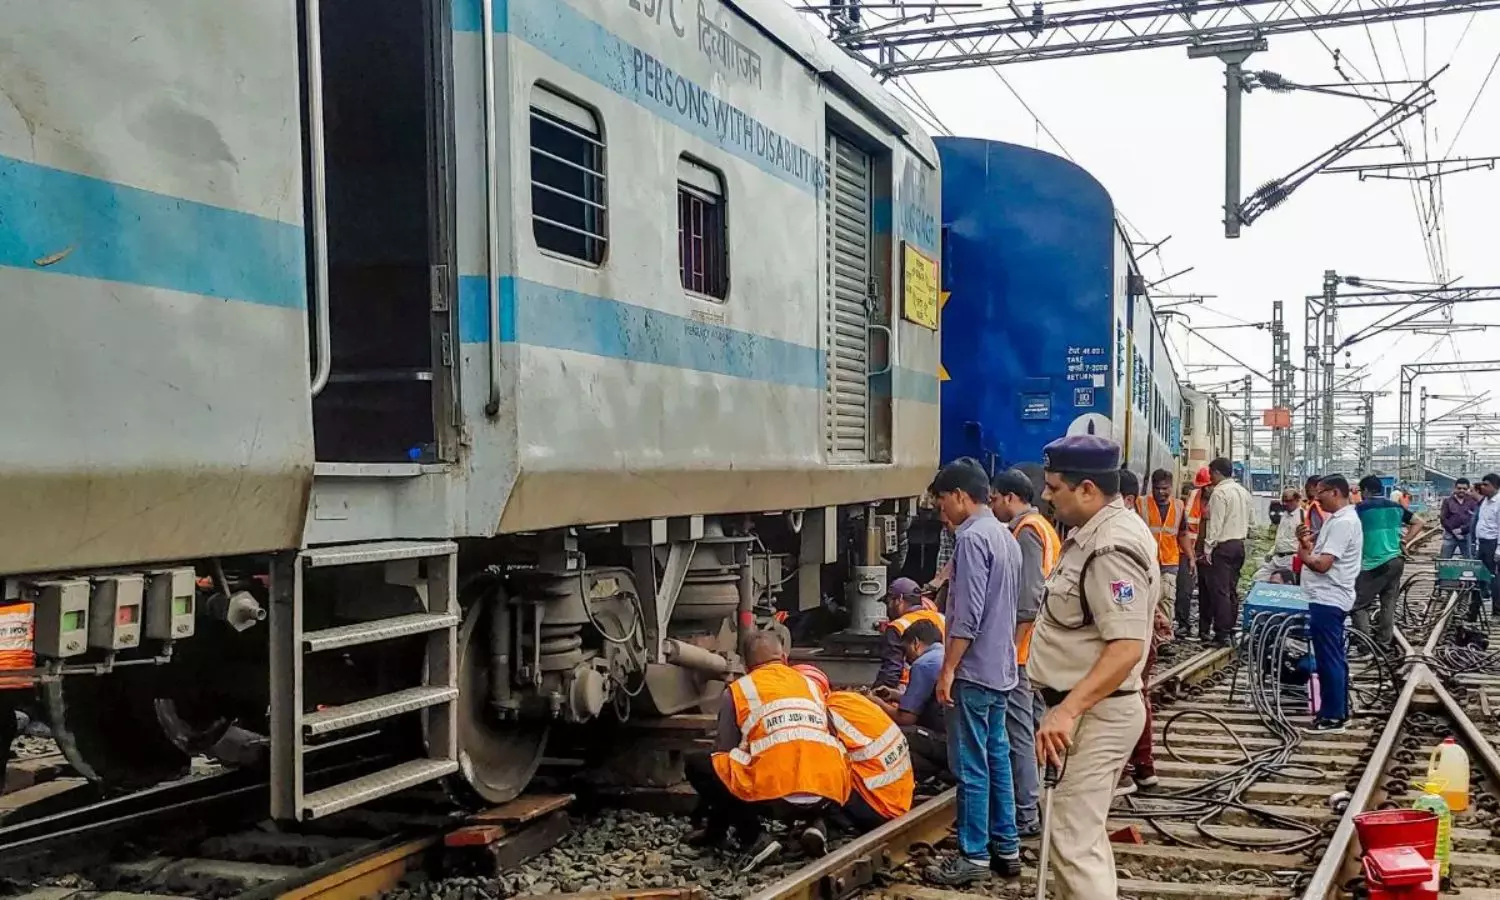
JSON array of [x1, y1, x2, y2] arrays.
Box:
[[924, 458, 1022, 886], [900, 636, 947, 732]]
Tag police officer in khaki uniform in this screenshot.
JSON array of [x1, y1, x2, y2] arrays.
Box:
[[1029, 435, 1156, 900]]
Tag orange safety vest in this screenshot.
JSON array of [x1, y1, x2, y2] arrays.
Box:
[[712, 663, 850, 804], [826, 691, 913, 820], [887, 608, 946, 686], [1135, 496, 1185, 567], [0, 602, 36, 690], [1185, 489, 1207, 536], [1010, 512, 1060, 666]]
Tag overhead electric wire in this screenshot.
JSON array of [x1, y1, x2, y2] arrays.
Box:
[[1442, 42, 1500, 158]]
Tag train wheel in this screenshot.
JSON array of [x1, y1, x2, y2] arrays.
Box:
[[449, 591, 548, 805], [43, 666, 191, 792]]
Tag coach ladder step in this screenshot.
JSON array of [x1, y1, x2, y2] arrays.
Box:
[[269, 540, 459, 821]]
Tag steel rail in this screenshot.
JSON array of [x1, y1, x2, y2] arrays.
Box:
[[1300, 587, 1468, 900], [745, 788, 956, 900], [1297, 647, 1424, 899], [1151, 645, 1232, 688]]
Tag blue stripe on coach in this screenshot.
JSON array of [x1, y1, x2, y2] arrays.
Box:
[[0, 154, 305, 309], [457, 275, 826, 390], [456, 275, 939, 402]]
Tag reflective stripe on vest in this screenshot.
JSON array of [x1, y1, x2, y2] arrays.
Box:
[[888, 609, 946, 686], [1185, 490, 1205, 535], [827, 692, 914, 820], [888, 608, 946, 636], [1136, 497, 1184, 567], [1012, 514, 1061, 576], [1010, 513, 1061, 666], [712, 663, 850, 804]]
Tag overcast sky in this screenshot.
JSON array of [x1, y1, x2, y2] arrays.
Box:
[[876, 11, 1500, 465]]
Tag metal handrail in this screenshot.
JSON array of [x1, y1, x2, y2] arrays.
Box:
[[481, 0, 502, 417], [305, 0, 332, 397]]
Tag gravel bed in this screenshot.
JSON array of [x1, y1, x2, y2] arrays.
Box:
[[385, 808, 856, 900]]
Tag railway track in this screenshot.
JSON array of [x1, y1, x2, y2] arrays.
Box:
[[17, 552, 1500, 900], [735, 554, 1500, 900]]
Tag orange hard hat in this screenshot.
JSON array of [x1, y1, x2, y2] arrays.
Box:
[[793, 664, 831, 697], [1193, 467, 1212, 487]]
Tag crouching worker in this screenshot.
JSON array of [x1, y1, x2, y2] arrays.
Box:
[[684, 632, 850, 857], [870, 619, 948, 780], [875, 578, 945, 690], [796, 665, 914, 834]]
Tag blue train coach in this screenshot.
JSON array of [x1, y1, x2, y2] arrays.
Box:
[[935, 137, 1182, 479]]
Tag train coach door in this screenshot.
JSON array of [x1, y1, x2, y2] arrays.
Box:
[[304, 0, 458, 465], [825, 131, 876, 463]]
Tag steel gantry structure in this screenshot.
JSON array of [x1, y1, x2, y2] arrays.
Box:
[[1303, 275, 1500, 474], [825, 0, 1498, 236], [1399, 361, 1500, 482], [833, 0, 1500, 73]]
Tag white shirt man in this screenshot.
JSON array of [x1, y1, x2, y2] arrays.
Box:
[[1477, 491, 1500, 542], [1298, 476, 1363, 734], [1302, 504, 1363, 613], [1253, 493, 1304, 583], [1204, 477, 1253, 555]]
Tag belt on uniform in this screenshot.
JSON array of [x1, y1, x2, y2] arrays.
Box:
[[1037, 687, 1137, 707]]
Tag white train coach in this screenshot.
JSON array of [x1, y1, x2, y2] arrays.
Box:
[[0, 0, 941, 820]]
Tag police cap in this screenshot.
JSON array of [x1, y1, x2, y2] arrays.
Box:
[[1042, 435, 1122, 475]]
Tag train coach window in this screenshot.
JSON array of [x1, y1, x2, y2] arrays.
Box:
[[529, 86, 607, 264], [677, 156, 728, 300]]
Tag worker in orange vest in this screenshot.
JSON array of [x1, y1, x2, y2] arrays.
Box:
[[1136, 469, 1187, 624], [796, 665, 914, 833], [1186, 467, 1214, 640], [875, 578, 945, 690], [684, 632, 850, 856], [1124, 468, 1184, 792], [0, 600, 36, 786], [987, 467, 1060, 837]]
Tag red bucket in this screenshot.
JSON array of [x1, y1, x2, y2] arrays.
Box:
[[1354, 809, 1439, 859]]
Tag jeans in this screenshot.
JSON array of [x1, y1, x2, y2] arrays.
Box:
[[1005, 666, 1045, 831], [947, 679, 1019, 860], [1442, 533, 1474, 559], [1308, 603, 1348, 722], [1352, 558, 1404, 648]]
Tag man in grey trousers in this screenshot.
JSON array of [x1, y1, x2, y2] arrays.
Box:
[[989, 468, 1058, 837]]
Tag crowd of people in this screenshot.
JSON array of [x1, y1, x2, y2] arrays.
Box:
[[686, 436, 1237, 897], [683, 443, 1500, 897]]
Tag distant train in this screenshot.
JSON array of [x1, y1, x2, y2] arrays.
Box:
[[1182, 386, 1238, 479], [934, 138, 1184, 480]]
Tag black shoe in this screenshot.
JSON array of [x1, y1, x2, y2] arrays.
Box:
[[925, 855, 990, 886], [1305, 718, 1347, 735], [799, 820, 828, 858], [990, 852, 1022, 878]]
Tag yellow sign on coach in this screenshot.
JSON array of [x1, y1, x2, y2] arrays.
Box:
[[902, 243, 939, 330]]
